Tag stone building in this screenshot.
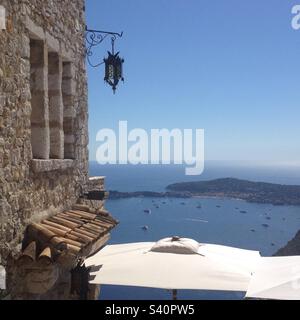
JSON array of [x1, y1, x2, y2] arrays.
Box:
[[0, 0, 117, 299]]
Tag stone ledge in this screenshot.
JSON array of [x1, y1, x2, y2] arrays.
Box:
[[88, 176, 105, 191], [89, 176, 105, 182], [31, 159, 74, 173]]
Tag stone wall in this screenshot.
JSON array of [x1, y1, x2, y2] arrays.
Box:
[[0, 0, 89, 268]]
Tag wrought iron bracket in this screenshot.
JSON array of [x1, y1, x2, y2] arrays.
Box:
[[85, 27, 123, 68]]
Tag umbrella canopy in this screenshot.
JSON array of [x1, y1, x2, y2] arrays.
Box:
[[85, 237, 261, 292], [245, 256, 300, 300]]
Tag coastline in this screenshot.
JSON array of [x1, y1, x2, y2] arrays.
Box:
[[108, 190, 300, 207], [274, 230, 300, 256]]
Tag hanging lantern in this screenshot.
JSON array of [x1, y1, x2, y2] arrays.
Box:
[[85, 28, 124, 94], [104, 51, 124, 94], [103, 37, 124, 94]]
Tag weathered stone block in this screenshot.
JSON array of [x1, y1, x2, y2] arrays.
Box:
[[46, 32, 60, 53], [25, 16, 45, 40], [30, 159, 75, 173], [50, 128, 64, 159], [20, 35, 30, 59], [62, 78, 76, 95], [62, 62, 75, 79], [31, 125, 50, 160]]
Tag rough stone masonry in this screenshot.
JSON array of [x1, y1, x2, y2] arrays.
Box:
[[0, 0, 89, 281]]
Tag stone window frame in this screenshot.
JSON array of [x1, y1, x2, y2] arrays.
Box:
[[26, 17, 76, 173], [0, 5, 6, 30]]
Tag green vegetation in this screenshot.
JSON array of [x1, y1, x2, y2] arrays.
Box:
[[167, 178, 300, 206]]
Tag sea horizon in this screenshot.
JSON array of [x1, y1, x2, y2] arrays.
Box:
[[89, 161, 300, 192]]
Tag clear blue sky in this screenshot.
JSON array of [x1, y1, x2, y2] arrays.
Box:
[[86, 0, 300, 163]]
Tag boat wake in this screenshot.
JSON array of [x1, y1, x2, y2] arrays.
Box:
[[185, 218, 208, 223]]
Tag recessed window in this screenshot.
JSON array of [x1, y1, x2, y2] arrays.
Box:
[[48, 52, 64, 159], [62, 62, 75, 159], [30, 38, 76, 165], [30, 39, 50, 160]]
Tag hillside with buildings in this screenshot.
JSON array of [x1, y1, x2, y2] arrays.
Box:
[[166, 178, 300, 206], [109, 178, 300, 207]]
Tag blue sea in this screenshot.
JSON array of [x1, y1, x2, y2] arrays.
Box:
[[89, 161, 300, 300]]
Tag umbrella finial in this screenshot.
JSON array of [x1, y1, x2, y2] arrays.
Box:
[[171, 236, 181, 242]]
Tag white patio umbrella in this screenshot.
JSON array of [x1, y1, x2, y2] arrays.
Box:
[[245, 256, 300, 300], [85, 237, 261, 298]]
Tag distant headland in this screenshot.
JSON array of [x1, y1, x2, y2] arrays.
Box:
[[109, 178, 300, 206], [108, 190, 191, 200]]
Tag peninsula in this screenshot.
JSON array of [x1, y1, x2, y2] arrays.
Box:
[[109, 190, 192, 200], [109, 178, 300, 206]]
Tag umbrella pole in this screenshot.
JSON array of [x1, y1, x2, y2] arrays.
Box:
[[172, 289, 178, 300]]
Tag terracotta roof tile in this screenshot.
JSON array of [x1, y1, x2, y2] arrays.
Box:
[[19, 206, 118, 266]]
